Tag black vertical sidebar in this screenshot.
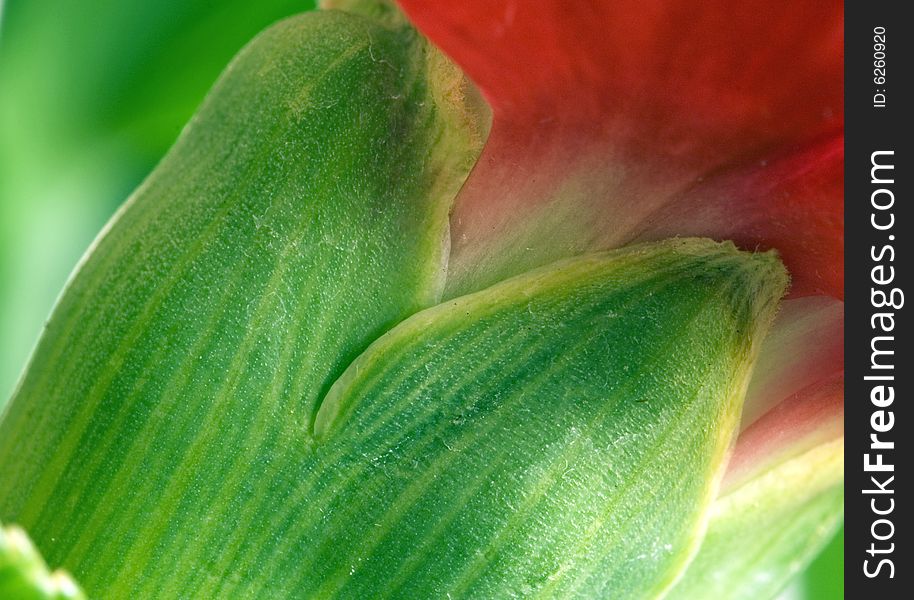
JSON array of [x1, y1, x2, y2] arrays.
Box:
[[845, 1, 911, 597]]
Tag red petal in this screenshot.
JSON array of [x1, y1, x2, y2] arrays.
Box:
[[398, 0, 844, 299], [398, 0, 842, 142]]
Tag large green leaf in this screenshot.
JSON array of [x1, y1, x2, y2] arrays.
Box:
[[0, 522, 84, 600], [0, 2, 843, 597], [0, 235, 785, 597], [0, 8, 481, 596]]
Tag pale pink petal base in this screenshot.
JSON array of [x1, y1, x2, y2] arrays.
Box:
[[724, 373, 843, 492]]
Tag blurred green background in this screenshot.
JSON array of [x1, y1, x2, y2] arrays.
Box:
[[0, 0, 841, 597]]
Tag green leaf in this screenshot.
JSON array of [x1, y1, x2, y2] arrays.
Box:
[[304, 239, 786, 598], [666, 437, 843, 600], [667, 382, 844, 600], [666, 369, 844, 600], [0, 522, 84, 600], [799, 525, 844, 599], [0, 8, 481, 597]]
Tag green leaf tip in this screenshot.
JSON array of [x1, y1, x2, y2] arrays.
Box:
[[319, 0, 491, 146], [668, 368, 844, 600], [316, 238, 787, 439], [304, 238, 787, 598], [321, 0, 409, 28], [0, 523, 85, 600]]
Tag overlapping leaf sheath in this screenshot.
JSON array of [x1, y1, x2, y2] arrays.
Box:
[[303, 240, 786, 598], [668, 374, 844, 599], [668, 444, 842, 600], [0, 4, 794, 599]]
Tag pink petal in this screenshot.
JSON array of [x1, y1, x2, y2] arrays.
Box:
[[740, 296, 843, 429], [724, 372, 843, 491], [635, 134, 844, 300]]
